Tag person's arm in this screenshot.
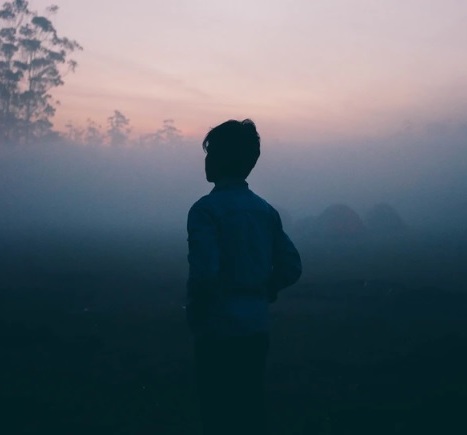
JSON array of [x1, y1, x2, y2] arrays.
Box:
[[268, 211, 302, 302], [186, 203, 220, 302]]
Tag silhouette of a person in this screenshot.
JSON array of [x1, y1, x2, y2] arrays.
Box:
[[186, 119, 302, 435]]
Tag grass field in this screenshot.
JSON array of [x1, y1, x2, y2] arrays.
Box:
[[1, 229, 466, 434]]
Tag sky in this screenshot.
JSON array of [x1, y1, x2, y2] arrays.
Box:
[[27, 0, 467, 143], [2, 0, 467, 241]]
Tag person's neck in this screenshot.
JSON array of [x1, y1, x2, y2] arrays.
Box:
[[213, 177, 247, 189]]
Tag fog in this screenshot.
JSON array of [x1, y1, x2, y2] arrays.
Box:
[[2, 126, 467, 435], [1, 125, 466, 240], [1, 141, 202, 238], [3, 1, 467, 431]]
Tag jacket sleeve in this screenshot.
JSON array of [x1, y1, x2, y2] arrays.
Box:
[[269, 210, 302, 301], [186, 203, 220, 301]]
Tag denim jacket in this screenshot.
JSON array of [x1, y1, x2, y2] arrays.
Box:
[[186, 179, 302, 336]]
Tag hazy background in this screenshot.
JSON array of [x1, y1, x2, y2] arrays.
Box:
[[1, 127, 466, 239], [2, 3, 467, 434], [2, 0, 466, 240], [24, 0, 467, 140]]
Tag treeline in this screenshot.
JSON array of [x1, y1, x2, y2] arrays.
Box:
[[0, 1, 81, 145], [1, 1, 184, 148], [64, 113, 183, 148]]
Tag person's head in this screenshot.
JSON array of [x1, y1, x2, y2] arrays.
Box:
[[202, 119, 260, 183]]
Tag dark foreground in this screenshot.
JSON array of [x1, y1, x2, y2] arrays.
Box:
[[1, 230, 467, 434]]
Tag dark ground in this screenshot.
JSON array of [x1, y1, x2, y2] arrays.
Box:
[[1, 229, 467, 434]]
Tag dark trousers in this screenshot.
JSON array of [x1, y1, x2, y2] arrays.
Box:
[[194, 333, 270, 435]]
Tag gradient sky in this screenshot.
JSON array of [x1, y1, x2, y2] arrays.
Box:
[[29, 0, 467, 142]]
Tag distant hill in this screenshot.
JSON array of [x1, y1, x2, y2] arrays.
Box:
[[365, 203, 406, 234]]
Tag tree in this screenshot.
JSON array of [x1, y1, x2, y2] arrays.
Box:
[[107, 110, 131, 147], [64, 119, 84, 144], [0, 0, 82, 145], [139, 119, 183, 147], [64, 118, 105, 146], [84, 118, 104, 146]]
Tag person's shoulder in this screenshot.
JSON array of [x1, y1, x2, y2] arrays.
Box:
[[187, 196, 214, 231], [247, 188, 280, 216], [189, 194, 212, 214], [246, 187, 274, 209]]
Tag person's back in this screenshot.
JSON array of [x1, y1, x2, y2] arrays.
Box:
[[187, 119, 301, 435]]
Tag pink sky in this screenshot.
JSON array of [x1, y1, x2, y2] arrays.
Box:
[[30, 0, 467, 142]]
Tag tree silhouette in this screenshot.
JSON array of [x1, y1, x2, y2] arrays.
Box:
[[64, 120, 84, 144], [107, 110, 131, 147], [84, 119, 104, 146], [139, 119, 183, 147], [0, 0, 82, 145]]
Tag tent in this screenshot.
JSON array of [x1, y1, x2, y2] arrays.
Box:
[[365, 203, 406, 233], [313, 204, 366, 238]]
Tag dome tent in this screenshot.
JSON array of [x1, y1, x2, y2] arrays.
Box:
[[365, 203, 406, 234], [313, 204, 366, 238]]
